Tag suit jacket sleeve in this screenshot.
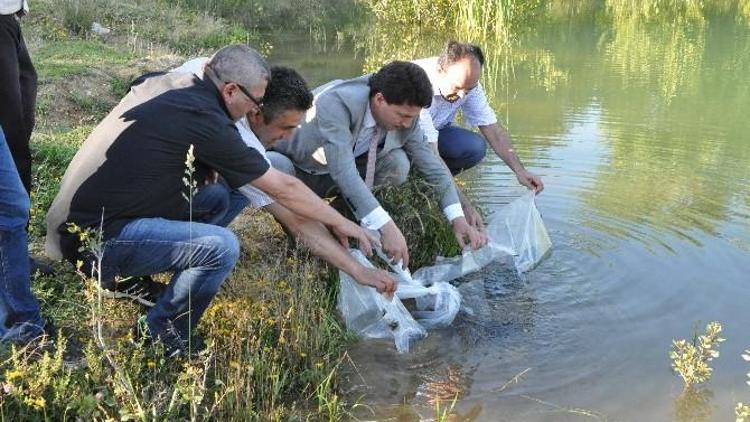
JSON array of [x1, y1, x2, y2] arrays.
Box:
[[402, 124, 461, 210], [316, 94, 383, 221]]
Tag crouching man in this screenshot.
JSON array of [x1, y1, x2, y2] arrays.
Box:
[[270, 61, 487, 270]]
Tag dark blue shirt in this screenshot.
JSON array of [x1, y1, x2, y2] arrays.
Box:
[[54, 72, 268, 260]]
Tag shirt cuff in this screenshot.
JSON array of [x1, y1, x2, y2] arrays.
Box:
[[360, 206, 392, 230], [443, 203, 465, 222]]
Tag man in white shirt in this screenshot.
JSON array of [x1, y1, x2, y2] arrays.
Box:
[[414, 41, 545, 229], [171, 59, 397, 294]]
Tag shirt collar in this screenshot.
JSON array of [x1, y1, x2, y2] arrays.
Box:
[[200, 74, 232, 118], [363, 102, 377, 130]]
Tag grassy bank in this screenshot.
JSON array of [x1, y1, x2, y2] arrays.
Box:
[[164, 0, 366, 34], [8, 0, 350, 419], [3, 0, 461, 419]]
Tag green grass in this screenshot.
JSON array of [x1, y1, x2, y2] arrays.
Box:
[[68, 92, 114, 119], [109, 75, 132, 98], [33, 39, 134, 79], [0, 225, 356, 419], [167, 0, 367, 33], [374, 176, 462, 269]]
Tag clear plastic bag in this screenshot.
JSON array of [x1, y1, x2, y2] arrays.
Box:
[[485, 190, 551, 273], [387, 260, 461, 330], [337, 190, 551, 352], [412, 190, 551, 283], [337, 250, 426, 353]]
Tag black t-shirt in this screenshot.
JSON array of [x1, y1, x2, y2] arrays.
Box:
[[54, 72, 269, 260]]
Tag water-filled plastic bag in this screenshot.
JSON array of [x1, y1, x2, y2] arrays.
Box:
[[337, 190, 550, 352]]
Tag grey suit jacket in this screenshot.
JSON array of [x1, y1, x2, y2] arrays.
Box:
[[271, 75, 460, 221]]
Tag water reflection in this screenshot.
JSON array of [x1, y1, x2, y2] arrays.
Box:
[[270, 4, 750, 421], [482, 10, 750, 251], [673, 388, 714, 422]]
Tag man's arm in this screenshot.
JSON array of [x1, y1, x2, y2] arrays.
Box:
[[479, 123, 544, 193], [251, 168, 377, 255], [315, 95, 410, 268], [428, 142, 485, 232], [403, 132, 486, 250], [264, 202, 396, 295]]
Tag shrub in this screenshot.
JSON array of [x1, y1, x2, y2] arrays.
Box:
[[669, 321, 725, 388]]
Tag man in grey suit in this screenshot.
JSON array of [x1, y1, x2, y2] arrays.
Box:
[[270, 61, 485, 268]]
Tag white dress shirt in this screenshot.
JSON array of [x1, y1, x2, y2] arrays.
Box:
[[354, 105, 392, 229], [350, 93, 463, 228], [0, 0, 27, 15], [234, 119, 274, 208], [171, 58, 274, 208], [412, 57, 498, 144]]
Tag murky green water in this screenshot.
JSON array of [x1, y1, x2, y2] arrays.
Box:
[[270, 7, 750, 421]]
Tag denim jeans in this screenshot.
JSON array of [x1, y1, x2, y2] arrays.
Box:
[[0, 126, 44, 343], [99, 181, 250, 337], [437, 125, 487, 174]]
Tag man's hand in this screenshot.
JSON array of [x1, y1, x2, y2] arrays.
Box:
[[353, 267, 398, 299], [452, 216, 487, 250], [379, 220, 409, 270], [330, 220, 379, 256], [516, 169, 544, 194]]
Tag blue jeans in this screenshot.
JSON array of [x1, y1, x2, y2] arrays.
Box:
[[0, 126, 44, 343], [99, 182, 249, 337], [437, 125, 487, 174]]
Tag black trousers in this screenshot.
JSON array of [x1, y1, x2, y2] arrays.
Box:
[[0, 14, 37, 195]]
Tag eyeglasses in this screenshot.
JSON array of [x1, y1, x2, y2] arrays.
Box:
[[206, 64, 264, 109], [234, 82, 264, 110]]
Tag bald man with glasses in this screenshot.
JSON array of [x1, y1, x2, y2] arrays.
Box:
[[413, 41, 544, 232]]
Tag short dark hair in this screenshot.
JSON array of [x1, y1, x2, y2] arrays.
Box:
[[437, 40, 485, 70], [368, 61, 432, 108], [261, 66, 313, 123]]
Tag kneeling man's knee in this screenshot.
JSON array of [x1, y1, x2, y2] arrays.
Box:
[[200, 227, 240, 270], [267, 151, 296, 176], [376, 149, 410, 187], [467, 136, 487, 166]]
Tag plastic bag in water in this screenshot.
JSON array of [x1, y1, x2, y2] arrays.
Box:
[[337, 249, 427, 352], [383, 255, 462, 331], [337, 190, 550, 352], [412, 190, 551, 284], [486, 190, 552, 273]]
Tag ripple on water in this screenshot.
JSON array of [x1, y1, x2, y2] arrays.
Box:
[[338, 18, 750, 419]]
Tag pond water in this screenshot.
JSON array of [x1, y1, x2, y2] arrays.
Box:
[[270, 8, 750, 421]]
